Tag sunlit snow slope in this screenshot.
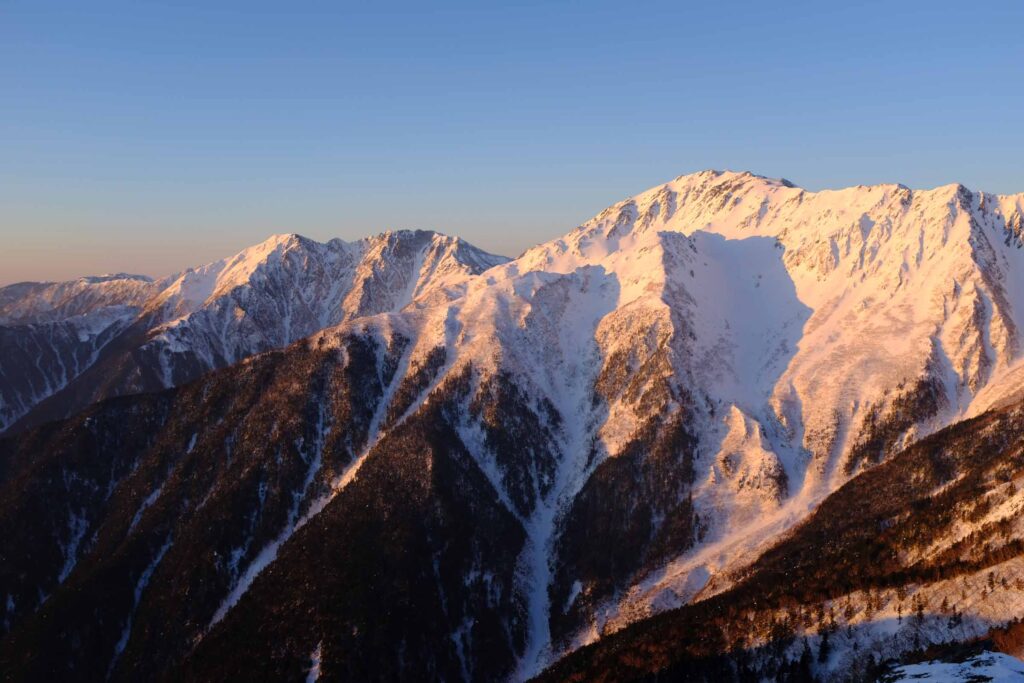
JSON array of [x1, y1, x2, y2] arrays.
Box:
[[525, 171, 1024, 645], [305, 170, 1024, 669], [0, 230, 508, 433], [4, 170, 1024, 682]]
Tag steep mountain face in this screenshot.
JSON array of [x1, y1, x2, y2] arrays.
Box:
[[0, 324, 529, 681], [3, 170, 1024, 681], [0, 274, 160, 431], [537, 171, 1024, 647], [0, 230, 507, 434], [539, 398, 1024, 682]]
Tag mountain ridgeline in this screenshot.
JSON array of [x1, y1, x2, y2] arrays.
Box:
[[0, 230, 508, 435], [3, 171, 1024, 681]]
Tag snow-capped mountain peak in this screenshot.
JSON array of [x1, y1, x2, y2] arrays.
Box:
[[5, 172, 1024, 682], [480, 170, 1024, 647], [0, 229, 508, 433], [298, 171, 1024, 664]]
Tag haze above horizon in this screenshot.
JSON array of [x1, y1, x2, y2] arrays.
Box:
[[2, 0, 1023, 284]]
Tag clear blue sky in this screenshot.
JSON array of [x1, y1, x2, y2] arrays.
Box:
[[2, 1, 1023, 284]]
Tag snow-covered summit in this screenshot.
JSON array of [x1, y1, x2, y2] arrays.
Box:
[[146, 230, 505, 319], [6, 171, 1024, 681], [512, 169, 1024, 460], [0, 229, 508, 432], [301, 170, 1024, 669], [482, 170, 1024, 641], [6, 172, 1024, 664]]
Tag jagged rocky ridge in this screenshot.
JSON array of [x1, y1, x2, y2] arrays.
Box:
[[3, 170, 1024, 681], [0, 230, 507, 434]]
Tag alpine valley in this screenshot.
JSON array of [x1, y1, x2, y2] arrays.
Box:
[[3, 170, 1024, 682]]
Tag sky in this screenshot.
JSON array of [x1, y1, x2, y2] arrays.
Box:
[[1, 0, 1023, 284]]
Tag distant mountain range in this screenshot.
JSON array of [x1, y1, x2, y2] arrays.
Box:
[[0, 230, 507, 434], [3, 171, 1024, 681]]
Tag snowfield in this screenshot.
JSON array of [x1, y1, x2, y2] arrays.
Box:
[[884, 651, 1024, 682]]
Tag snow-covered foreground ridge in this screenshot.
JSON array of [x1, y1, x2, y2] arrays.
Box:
[[5, 170, 1024, 680], [886, 651, 1024, 682]]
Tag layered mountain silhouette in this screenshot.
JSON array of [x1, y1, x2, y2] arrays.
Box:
[[3, 171, 1024, 681]]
